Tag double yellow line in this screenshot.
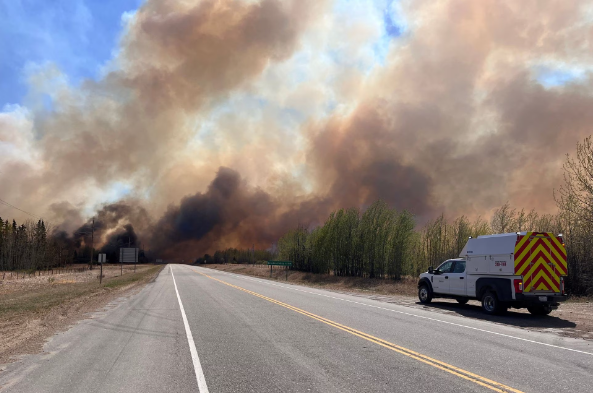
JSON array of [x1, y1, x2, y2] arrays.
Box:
[[193, 269, 523, 393]]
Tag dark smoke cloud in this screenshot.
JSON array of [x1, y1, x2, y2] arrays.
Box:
[[151, 167, 281, 258], [99, 224, 139, 260], [306, 104, 437, 220], [70, 202, 150, 249], [75, 167, 332, 260]]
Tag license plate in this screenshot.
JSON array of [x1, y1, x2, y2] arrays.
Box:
[[539, 296, 548, 302]]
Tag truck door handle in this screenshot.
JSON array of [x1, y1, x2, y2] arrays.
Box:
[[445, 276, 448, 279], [460, 277, 464, 280]]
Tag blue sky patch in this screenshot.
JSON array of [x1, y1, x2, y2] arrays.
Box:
[[104, 181, 133, 202], [0, 0, 144, 107], [535, 66, 585, 88], [383, 8, 402, 38]]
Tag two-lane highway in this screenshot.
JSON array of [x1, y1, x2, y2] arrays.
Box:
[[1, 265, 592, 392]]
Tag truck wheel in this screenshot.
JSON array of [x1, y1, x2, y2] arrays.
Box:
[[418, 284, 432, 304], [481, 291, 502, 315], [456, 299, 468, 305], [527, 305, 553, 316]]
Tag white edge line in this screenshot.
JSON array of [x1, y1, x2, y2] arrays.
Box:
[[194, 266, 593, 357], [172, 265, 210, 393]]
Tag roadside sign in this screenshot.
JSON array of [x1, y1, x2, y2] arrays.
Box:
[[119, 248, 139, 263], [267, 261, 292, 266], [267, 261, 292, 280]]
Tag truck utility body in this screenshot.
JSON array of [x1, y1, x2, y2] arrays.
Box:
[[417, 232, 568, 315]]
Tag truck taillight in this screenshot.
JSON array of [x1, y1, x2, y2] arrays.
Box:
[[514, 279, 523, 294], [561, 277, 565, 295]]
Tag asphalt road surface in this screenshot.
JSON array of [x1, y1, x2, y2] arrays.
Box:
[[1, 265, 592, 392]]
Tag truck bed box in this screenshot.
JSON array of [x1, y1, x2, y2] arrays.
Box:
[[459, 232, 567, 293]]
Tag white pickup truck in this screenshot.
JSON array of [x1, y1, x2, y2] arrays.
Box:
[[417, 232, 568, 315]]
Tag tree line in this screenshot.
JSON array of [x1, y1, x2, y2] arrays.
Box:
[[201, 201, 579, 286], [0, 219, 76, 272], [195, 247, 277, 265], [268, 200, 592, 295]]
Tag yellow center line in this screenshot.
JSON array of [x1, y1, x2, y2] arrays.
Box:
[[192, 268, 524, 393]]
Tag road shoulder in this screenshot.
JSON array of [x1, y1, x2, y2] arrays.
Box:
[[0, 265, 164, 368]]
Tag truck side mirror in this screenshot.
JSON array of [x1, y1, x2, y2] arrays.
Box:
[[428, 266, 434, 274]]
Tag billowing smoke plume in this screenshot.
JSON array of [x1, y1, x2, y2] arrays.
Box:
[[305, 0, 593, 218], [73, 203, 150, 246], [100, 224, 140, 261], [0, 0, 329, 214], [150, 167, 278, 257], [2, 0, 593, 259]]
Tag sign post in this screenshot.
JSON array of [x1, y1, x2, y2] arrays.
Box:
[[267, 261, 292, 280], [98, 254, 106, 284]]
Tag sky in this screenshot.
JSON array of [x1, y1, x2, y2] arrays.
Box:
[[1, 0, 593, 257], [0, 0, 143, 106]]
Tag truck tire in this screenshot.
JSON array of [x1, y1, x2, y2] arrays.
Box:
[[418, 284, 432, 304], [527, 305, 553, 316], [481, 291, 503, 315], [456, 299, 468, 305]]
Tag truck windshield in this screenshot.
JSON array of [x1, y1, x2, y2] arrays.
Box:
[[436, 260, 454, 273]]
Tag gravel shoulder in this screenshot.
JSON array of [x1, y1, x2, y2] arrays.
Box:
[[202, 263, 593, 341], [0, 264, 164, 368]]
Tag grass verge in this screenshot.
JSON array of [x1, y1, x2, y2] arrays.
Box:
[[0, 265, 164, 367], [1, 265, 163, 316]]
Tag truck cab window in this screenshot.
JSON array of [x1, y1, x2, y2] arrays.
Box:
[[436, 260, 453, 273], [453, 260, 466, 273]]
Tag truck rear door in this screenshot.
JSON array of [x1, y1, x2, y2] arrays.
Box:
[[514, 232, 567, 293], [448, 260, 466, 296]]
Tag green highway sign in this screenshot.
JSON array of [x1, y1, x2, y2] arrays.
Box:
[[267, 261, 292, 267]]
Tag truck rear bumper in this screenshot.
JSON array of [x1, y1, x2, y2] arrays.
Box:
[[513, 294, 568, 308]]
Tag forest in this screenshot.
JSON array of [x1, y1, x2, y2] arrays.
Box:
[[0, 219, 77, 273]]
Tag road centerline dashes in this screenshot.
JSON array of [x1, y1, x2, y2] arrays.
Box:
[[192, 267, 523, 393]]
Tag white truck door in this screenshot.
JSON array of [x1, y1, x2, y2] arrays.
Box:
[[448, 260, 467, 296], [432, 260, 454, 294]]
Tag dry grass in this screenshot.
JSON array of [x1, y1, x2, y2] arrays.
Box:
[[0, 264, 152, 295], [0, 265, 162, 315], [201, 264, 419, 297], [0, 264, 164, 367]]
